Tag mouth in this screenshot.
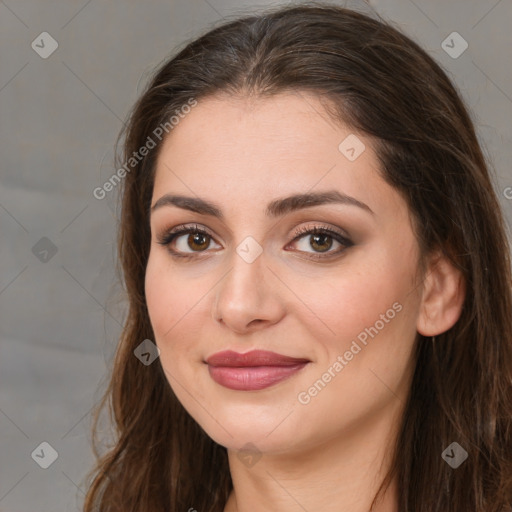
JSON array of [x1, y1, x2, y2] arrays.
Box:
[[205, 350, 310, 391]]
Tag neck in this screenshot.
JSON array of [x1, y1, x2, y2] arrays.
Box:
[[223, 399, 403, 512]]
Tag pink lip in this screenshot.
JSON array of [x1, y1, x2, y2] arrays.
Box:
[[205, 350, 310, 391]]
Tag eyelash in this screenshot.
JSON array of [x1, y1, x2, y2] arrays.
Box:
[[156, 223, 354, 260]]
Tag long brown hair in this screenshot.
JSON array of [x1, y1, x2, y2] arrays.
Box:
[[82, 3, 512, 511]]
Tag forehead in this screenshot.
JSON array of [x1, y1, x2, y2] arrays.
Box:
[[152, 92, 404, 221]]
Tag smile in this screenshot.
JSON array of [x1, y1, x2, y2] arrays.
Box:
[[205, 350, 310, 391]]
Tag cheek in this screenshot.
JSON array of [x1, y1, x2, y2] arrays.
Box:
[[145, 254, 172, 336], [292, 263, 419, 440], [308, 255, 416, 339], [145, 251, 217, 373], [145, 252, 193, 324], [145, 253, 198, 348], [304, 248, 421, 393]]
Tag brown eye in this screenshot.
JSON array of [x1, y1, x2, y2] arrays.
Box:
[[309, 233, 333, 252], [186, 232, 210, 251], [158, 223, 353, 260], [157, 224, 221, 258], [288, 225, 353, 259]]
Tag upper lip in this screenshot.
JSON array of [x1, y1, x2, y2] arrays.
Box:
[[205, 350, 310, 367]]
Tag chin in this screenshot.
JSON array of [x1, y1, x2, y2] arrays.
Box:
[[187, 401, 297, 452], [169, 365, 317, 453], [206, 427, 296, 455]]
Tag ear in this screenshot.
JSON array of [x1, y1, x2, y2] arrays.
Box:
[[416, 250, 466, 337]]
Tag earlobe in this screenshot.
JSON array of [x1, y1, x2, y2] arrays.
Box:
[[416, 252, 466, 337]]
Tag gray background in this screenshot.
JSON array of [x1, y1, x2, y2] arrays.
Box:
[[0, 0, 511, 510]]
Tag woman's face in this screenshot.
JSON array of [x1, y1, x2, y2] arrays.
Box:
[[145, 92, 424, 454]]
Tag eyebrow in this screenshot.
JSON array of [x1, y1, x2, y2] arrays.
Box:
[[150, 190, 374, 219]]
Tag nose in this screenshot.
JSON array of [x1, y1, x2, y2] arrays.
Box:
[[211, 248, 286, 334]]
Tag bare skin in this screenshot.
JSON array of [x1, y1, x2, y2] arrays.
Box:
[[145, 92, 465, 512]]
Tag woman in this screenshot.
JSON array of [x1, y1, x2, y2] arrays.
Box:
[[83, 3, 512, 511]]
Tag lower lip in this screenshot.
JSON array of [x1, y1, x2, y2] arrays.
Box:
[[207, 363, 308, 391]]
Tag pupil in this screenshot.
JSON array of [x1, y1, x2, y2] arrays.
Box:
[[311, 234, 332, 252], [189, 233, 209, 251]]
